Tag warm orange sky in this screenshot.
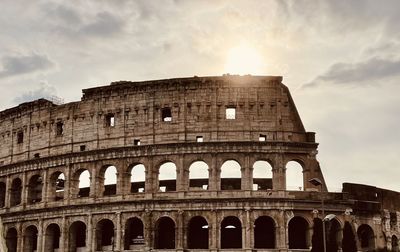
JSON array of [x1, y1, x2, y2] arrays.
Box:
[[0, 0, 399, 191]]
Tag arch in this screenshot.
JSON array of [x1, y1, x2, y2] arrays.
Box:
[[221, 216, 242, 248], [286, 160, 304, 191], [342, 221, 357, 252], [189, 161, 209, 190], [44, 223, 61, 251], [130, 164, 146, 193], [23, 225, 38, 252], [187, 216, 209, 249], [392, 235, 399, 252], [76, 169, 90, 198], [10, 178, 22, 206], [158, 162, 177, 192], [6, 227, 18, 252], [0, 181, 6, 207], [155, 216, 175, 249], [288, 216, 309, 249], [327, 218, 341, 252], [221, 160, 241, 190], [254, 216, 275, 248], [49, 171, 65, 201], [69, 221, 87, 251], [357, 224, 375, 251], [103, 165, 117, 196], [96, 219, 115, 251], [27, 174, 43, 204], [252, 160, 273, 190], [124, 217, 144, 250], [311, 218, 323, 252]]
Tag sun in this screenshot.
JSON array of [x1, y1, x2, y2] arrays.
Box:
[[224, 45, 265, 75]]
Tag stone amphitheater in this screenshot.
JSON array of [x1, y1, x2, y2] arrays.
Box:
[[0, 75, 399, 252]]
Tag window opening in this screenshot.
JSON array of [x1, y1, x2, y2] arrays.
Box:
[[17, 131, 24, 144], [105, 114, 115, 127], [226, 107, 236, 119], [161, 108, 172, 122], [134, 139, 141, 146], [56, 121, 64, 136], [259, 134, 266, 141], [196, 136, 203, 142]]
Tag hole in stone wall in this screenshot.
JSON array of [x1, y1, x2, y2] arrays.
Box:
[[23, 225, 38, 252], [56, 121, 64, 136], [259, 134, 266, 141], [189, 161, 209, 190], [253, 160, 273, 191], [10, 178, 22, 206], [159, 162, 176, 192], [105, 114, 115, 127], [124, 218, 144, 249], [134, 139, 141, 146], [221, 160, 241, 190], [226, 107, 236, 120], [161, 108, 172, 122], [17, 131, 24, 144], [196, 136, 203, 142], [78, 170, 90, 197], [130, 164, 145, 193], [103, 166, 117, 196]]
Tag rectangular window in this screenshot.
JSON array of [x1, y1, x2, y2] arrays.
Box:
[[196, 136, 203, 142], [80, 145, 86, 151], [34, 153, 40, 158], [17, 131, 24, 144], [161, 108, 172, 122], [105, 114, 115, 127], [134, 139, 141, 146], [259, 134, 266, 141], [56, 121, 64, 136], [226, 107, 236, 119]]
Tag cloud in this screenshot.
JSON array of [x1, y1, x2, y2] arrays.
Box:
[[80, 11, 124, 37], [13, 82, 58, 105], [0, 53, 55, 78], [303, 57, 400, 88]]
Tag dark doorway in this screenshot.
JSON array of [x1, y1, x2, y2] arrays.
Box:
[[188, 216, 209, 249]]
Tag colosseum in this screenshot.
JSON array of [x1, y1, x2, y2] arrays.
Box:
[[0, 75, 399, 252]]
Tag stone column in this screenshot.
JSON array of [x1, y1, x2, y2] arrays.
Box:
[[208, 155, 218, 191], [176, 156, 186, 192], [272, 155, 286, 190], [144, 210, 153, 250], [177, 210, 184, 250], [21, 172, 28, 206], [87, 214, 94, 251], [37, 218, 43, 252], [115, 212, 122, 251], [244, 209, 251, 250], [210, 210, 218, 250], [241, 155, 253, 191], [145, 158, 155, 195], [42, 169, 49, 204], [60, 216, 66, 252], [17, 223, 23, 252], [116, 159, 127, 196], [5, 175, 11, 208], [90, 166, 98, 198], [64, 163, 72, 204]]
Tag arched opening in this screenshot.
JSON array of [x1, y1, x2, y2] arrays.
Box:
[[77, 170, 90, 197], [103, 165, 117, 196], [130, 164, 145, 193], [311, 218, 324, 252], [342, 221, 357, 252], [189, 161, 209, 190], [158, 162, 176, 192], [221, 160, 241, 190], [252, 160, 273, 190], [392, 235, 399, 252], [44, 223, 60, 251], [0, 182, 6, 207], [221, 216, 242, 248], [327, 218, 341, 252], [286, 160, 304, 191], [188, 216, 209, 249], [254, 216, 275, 248], [155, 216, 175, 249], [288, 216, 309, 249], [124, 217, 144, 250], [49, 172, 65, 201], [357, 224, 375, 251], [27, 175, 43, 204], [96, 219, 115, 251], [69, 221, 87, 251], [10, 178, 22, 206], [6, 228, 18, 252], [23, 225, 38, 252]]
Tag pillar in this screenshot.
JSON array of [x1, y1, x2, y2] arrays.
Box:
[[115, 212, 122, 251], [272, 155, 286, 190]]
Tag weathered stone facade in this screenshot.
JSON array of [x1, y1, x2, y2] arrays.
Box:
[[0, 75, 399, 251]]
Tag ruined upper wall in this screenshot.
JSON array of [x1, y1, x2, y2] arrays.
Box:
[[0, 75, 315, 165]]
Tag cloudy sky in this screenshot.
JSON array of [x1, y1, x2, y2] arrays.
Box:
[[1, 0, 399, 192]]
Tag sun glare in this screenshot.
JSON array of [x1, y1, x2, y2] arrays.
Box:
[[224, 45, 265, 75]]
